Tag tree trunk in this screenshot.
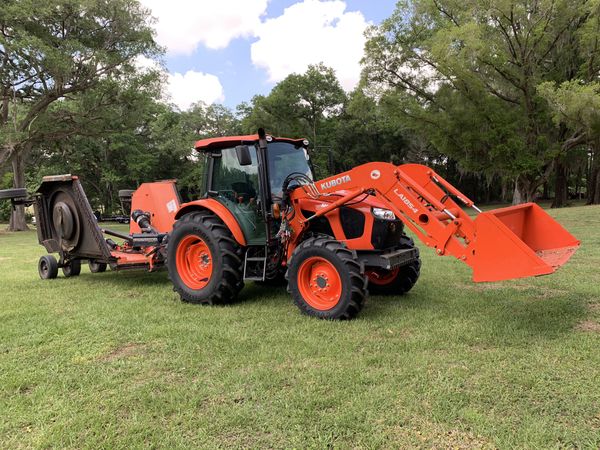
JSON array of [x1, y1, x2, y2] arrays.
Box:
[[592, 170, 600, 204], [8, 151, 29, 231], [501, 178, 512, 203], [512, 174, 539, 205], [588, 143, 600, 205], [551, 157, 568, 208], [542, 181, 549, 200]]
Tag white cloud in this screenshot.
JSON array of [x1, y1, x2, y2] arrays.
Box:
[[250, 0, 370, 91], [135, 56, 224, 110], [166, 71, 225, 110], [139, 0, 269, 54], [134, 54, 163, 72]]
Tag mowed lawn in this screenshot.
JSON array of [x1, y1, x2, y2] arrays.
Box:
[[0, 206, 599, 449]]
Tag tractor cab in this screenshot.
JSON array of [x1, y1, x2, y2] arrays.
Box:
[[195, 132, 312, 246]]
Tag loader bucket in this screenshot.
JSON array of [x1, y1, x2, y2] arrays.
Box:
[[471, 203, 580, 282]]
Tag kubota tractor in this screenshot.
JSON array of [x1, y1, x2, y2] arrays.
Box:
[[0, 129, 580, 320], [165, 129, 579, 319]]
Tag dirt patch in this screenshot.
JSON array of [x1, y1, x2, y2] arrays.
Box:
[[99, 342, 146, 362], [588, 303, 600, 313], [388, 424, 495, 449], [575, 320, 600, 333]]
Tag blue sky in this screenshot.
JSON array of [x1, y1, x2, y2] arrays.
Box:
[[139, 0, 397, 110]]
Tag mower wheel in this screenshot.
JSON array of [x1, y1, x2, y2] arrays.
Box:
[[167, 211, 244, 305], [89, 259, 107, 273], [38, 255, 59, 280], [287, 236, 368, 320], [0, 188, 28, 200], [62, 259, 81, 277], [366, 235, 421, 295]]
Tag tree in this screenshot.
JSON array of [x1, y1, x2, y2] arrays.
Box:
[[184, 102, 241, 138], [240, 64, 346, 174], [0, 0, 158, 229], [362, 0, 600, 204], [539, 80, 600, 204], [332, 88, 408, 172], [27, 85, 208, 213]]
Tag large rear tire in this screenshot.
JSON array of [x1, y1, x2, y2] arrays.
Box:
[[287, 236, 368, 320], [366, 235, 421, 295], [167, 211, 244, 305]]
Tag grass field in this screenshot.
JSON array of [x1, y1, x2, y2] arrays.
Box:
[[1, 205, 599, 449]]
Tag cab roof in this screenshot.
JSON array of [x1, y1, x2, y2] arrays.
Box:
[[194, 134, 307, 151]]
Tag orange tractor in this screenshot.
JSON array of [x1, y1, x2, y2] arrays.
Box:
[[1, 129, 580, 319]]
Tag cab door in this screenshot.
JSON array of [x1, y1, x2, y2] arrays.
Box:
[[208, 146, 267, 245]]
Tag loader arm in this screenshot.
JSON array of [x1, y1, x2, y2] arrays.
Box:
[[288, 162, 579, 282]]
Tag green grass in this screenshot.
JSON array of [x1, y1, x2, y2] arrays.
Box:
[[1, 206, 599, 449]]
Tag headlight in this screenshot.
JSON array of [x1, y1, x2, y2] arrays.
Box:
[[371, 207, 396, 220]]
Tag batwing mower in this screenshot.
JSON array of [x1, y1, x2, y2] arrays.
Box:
[[0, 129, 579, 319]]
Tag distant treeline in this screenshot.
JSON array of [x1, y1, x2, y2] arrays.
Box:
[[2, 0, 599, 227]]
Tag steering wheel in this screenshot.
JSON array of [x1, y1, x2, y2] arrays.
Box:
[[219, 190, 238, 202]]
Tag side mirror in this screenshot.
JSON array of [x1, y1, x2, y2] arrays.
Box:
[[235, 145, 252, 166]]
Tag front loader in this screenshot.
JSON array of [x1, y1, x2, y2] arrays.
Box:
[[0, 129, 579, 320]]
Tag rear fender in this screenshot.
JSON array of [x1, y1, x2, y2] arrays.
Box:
[[174, 198, 247, 246]]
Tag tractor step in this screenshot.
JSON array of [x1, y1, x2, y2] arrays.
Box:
[[243, 247, 267, 281]]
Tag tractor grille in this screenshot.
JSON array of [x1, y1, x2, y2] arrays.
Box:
[[371, 219, 404, 250], [340, 207, 365, 239]]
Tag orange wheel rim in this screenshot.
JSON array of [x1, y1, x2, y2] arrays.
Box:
[[175, 235, 213, 290], [366, 268, 399, 286], [297, 256, 342, 311]]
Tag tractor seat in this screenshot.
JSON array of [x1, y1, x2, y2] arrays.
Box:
[[231, 182, 256, 203]]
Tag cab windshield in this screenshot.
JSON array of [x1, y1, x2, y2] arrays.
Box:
[[267, 142, 312, 199]]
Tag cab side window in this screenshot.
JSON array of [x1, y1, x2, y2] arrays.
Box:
[[212, 147, 260, 204]]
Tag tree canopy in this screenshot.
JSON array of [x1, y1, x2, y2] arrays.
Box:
[[2, 0, 599, 226]]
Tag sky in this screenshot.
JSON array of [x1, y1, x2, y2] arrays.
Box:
[[137, 0, 397, 110]]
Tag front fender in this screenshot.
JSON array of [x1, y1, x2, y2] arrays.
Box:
[[174, 198, 247, 246]]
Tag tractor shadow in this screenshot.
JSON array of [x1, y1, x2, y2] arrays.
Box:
[[361, 281, 589, 344], [76, 268, 171, 287], [73, 269, 588, 344]]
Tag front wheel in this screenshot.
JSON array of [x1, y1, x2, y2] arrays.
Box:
[[287, 236, 368, 320], [366, 236, 421, 295], [167, 211, 244, 305]]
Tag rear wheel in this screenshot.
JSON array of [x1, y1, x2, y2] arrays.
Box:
[[287, 236, 367, 320], [366, 235, 421, 295], [167, 211, 244, 305], [62, 259, 81, 277], [89, 259, 107, 273], [38, 255, 59, 280]]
